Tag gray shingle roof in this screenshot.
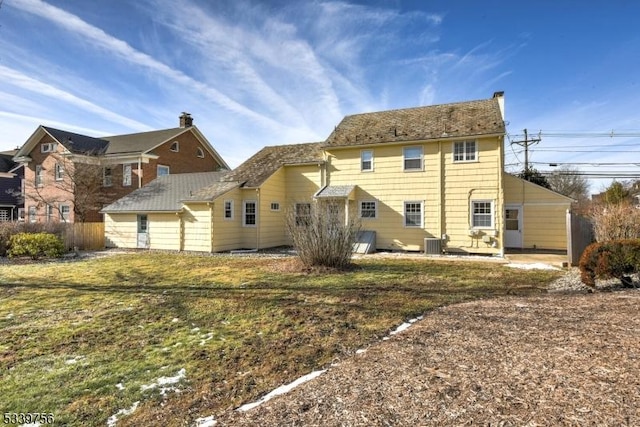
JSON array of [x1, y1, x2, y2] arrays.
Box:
[[314, 185, 356, 199], [44, 127, 110, 155], [222, 142, 324, 188], [324, 97, 504, 147], [101, 171, 228, 213], [103, 128, 187, 155]]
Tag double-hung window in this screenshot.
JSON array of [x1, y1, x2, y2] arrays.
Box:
[[224, 200, 234, 220], [54, 163, 64, 181], [123, 164, 132, 186], [403, 147, 422, 171], [243, 201, 257, 226], [60, 205, 70, 222], [359, 201, 377, 219], [28, 206, 36, 223], [35, 165, 43, 187], [471, 200, 493, 228], [103, 167, 113, 187], [453, 140, 477, 162], [361, 150, 373, 172], [295, 203, 311, 226], [404, 201, 423, 227]]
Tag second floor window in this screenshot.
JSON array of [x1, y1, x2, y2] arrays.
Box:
[[123, 164, 132, 186], [157, 165, 170, 177], [403, 147, 422, 171], [103, 167, 113, 187], [361, 150, 373, 171], [35, 165, 43, 187], [55, 163, 64, 181], [454, 140, 477, 162]]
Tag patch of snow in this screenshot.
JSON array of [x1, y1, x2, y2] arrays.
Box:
[[390, 322, 412, 335], [355, 349, 366, 355], [191, 327, 201, 332], [193, 415, 217, 426], [65, 356, 85, 364], [237, 370, 327, 412], [141, 368, 186, 396], [107, 401, 139, 427], [506, 263, 560, 270], [199, 332, 214, 346], [172, 318, 180, 323], [20, 423, 41, 427], [6, 313, 13, 319], [115, 383, 125, 390]]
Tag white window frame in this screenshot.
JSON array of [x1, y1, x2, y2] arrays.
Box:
[[41, 142, 57, 153], [35, 164, 43, 187], [54, 163, 64, 181], [453, 140, 477, 163], [123, 164, 132, 186], [46, 205, 54, 222], [471, 200, 494, 229], [28, 206, 36, 223], [18, 208, 25, 222], [404, 201, 423, 228], [196, 147, 205, 158], [403, 146, 423, 171], [361, 150, 374, 172], [243, 200, 257, 227], [103, 167, 113, 187], [223, 200, 234, 220], [157, 165, 170, 176], [170, 141, 179, 152], [359, 200, 378, 219], [270, 202, 280, 212], [60, 205, 71, 222]]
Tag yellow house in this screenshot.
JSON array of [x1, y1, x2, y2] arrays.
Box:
[[103, 92, 573, 255]]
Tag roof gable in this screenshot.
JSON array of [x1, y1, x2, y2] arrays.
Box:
[[223, 142, 324, 188], [324, 97, 505, 147], [43, 127, 110, 155]]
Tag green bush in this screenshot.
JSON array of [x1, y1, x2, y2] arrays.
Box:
[[579, 239, 640, 289], [8, 232, 66, 260]]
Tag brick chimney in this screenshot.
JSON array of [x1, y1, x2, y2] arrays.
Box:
[[179, 112, 193, 128]]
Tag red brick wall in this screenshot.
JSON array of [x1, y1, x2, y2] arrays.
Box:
[[23, 129, 225, 223]]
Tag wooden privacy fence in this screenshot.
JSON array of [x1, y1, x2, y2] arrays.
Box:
[[566, 211, 594, 266], [63, 222, 105, 250]]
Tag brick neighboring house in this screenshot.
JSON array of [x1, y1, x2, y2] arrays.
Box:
[[0, 150, 24, 222], [12, 113, 229, 223]]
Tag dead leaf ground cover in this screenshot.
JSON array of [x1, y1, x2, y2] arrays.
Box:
[[219, 289, 640, 426]]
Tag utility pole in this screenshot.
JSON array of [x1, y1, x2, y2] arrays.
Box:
[[510, 129, 541, 171]]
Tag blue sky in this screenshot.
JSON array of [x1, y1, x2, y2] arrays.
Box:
[[1, 0, 639, 192]]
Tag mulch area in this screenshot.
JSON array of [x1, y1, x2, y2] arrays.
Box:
[[216, 289, 640, 426]]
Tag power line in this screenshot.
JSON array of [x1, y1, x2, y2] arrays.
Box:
[[509, 129, 540, 171]]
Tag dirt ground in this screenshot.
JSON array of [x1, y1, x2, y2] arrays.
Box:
[[216, 289, 640, 426]]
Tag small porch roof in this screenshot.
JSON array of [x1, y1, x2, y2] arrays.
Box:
[[314, 185, 356, 200]]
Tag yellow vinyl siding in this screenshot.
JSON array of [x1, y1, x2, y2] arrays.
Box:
[[504, 174, 572, 250], [104, 213, 137, 248], [209, 189, 243, 252], [284, 163, 323, 245], [147, 213, 180, 250], [182, 204, 212, 252], [326, 136, 503, 253], [258, 167, 287, 249]]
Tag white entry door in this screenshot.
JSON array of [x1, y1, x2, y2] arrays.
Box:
[[504, 205, 522, 248], [137, 214, 149, 248]]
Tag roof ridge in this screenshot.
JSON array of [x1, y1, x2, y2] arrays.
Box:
[[341, 97, 497, 119]]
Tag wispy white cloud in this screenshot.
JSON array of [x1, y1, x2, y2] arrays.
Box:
[[0, 65, 152, 131], [10, 0, 286, 132]]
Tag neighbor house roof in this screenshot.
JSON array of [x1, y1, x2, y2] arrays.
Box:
[[101, 171, 228, 213], [221, 142, 324, 188], [103, 128, 190, 155], [324, 96, 505, 147], [43, 127, 110, 155]]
